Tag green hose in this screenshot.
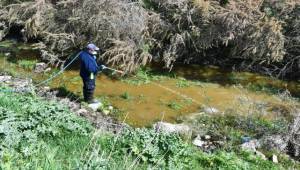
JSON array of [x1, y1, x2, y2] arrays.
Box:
[[35, 52, 82, 87]]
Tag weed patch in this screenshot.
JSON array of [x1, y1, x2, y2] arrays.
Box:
[[186, 114, 289, 151], [120, 92, 133, 100], [17, 59, 37, 70], [167, 101, 182, 110], [176, 77, 191, 88]]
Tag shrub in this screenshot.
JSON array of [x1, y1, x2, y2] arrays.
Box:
[[1, 0, 299, 77]]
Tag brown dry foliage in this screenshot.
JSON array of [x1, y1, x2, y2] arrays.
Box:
[[146, 0, 299, 77], [0, 0, 153, 72], [0, 0, 299, 76]]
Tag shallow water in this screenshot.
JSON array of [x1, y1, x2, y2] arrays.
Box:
[[0, 40, 299, 127]]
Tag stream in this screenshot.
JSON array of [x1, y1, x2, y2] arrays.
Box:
[[0, 40, 299, 127]]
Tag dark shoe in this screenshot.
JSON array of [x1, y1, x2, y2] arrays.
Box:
[[83, 88, 96, 103]]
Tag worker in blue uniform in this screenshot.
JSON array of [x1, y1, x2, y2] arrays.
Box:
[[79, 43, 106, 103]]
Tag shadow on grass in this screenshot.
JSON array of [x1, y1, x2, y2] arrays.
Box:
[[52, 86, 82, 102]]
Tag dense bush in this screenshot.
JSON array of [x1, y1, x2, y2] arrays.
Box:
[[0, 0, 299, 77], [148, 0, 299, 77], [0, 0, 153, 72]]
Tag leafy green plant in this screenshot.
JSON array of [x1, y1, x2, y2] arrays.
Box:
[[176, 77, 190, 88], [120, 92, 133, 100], [0, 91, 92, 157], [122, 67, 175, 85], [17, 59, 37, 70], [167, 101, 182, 110], [122, 68, 152, 85], [103, 127, 197, 168]]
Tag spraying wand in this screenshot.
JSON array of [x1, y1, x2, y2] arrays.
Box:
[[101, 65, 125, 74]]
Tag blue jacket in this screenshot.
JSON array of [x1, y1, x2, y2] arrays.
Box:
[[79, 50, 101, 80]]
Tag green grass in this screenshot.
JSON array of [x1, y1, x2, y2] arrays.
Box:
[[0, 56, 37, 78], [0, 87, 298, 169], [17, 59, 37, 70], [176, 77, 191, 88], [246, 83, 281, 95], [122, 68, 152, 85], [122, 67, 175, 85]]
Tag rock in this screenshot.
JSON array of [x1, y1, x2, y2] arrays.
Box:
[[204, 135, 211, 140], [241, 139, 260, 152], [103, 110, 110, 115], [153, 122, 191, 136], [203, 107, 219, 114], [34, 62, 47, 73], [76, 109, 88, 116], [108, 106, 114, 110], [43, 86, 51, 91], [193, 140, 205, 147], [215, 141, 225, 145], [241, 136, 251, 143], [272, 154, 278, 163], [255, 151, 267, 160], [241, 140, 268, 160], [193, 134, 224, 153], [0, 75, 12, 82], [286, 115, 300, 158], [193, 135, 205, 147], [88, 102, 103, 111], [8, 78, 33, 93], [14, 78, 32, 87], [260, 135, 287, 152], [193, 134, 225, 152], [44, 67, 51, 73]]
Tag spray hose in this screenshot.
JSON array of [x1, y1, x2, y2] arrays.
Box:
[[35, 52, 82, 87]]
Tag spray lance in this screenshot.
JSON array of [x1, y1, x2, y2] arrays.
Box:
[[101, 65, 125, 74]]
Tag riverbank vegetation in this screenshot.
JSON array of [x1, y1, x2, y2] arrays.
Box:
[[0, 0, 299, 78], [1, 90, 299, 169]]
